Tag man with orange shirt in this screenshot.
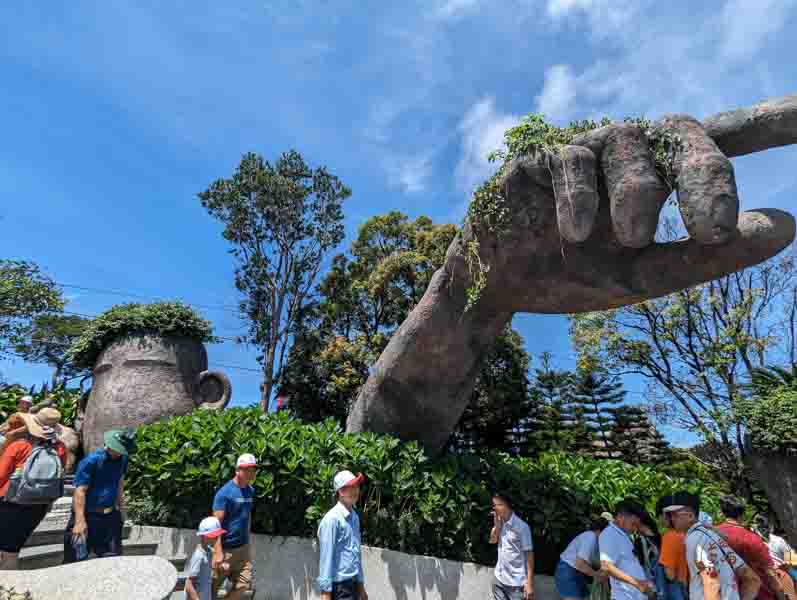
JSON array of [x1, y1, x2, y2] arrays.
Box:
[[0, 408, 67, 570], [658, 495, 689, 600]]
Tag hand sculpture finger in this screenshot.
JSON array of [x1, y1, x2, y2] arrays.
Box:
[[661, 115, 739, 244], [601, 123, 670, 248], [632, 208, 795, 300], [549, 145, 599, 243]]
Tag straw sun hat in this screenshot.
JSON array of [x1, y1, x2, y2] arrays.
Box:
[[18, 407, 62, 439]]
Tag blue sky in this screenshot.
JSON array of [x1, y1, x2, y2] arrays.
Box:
[[2, 1, 796, 445]]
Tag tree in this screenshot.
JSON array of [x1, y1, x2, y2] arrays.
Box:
[[282, 212, 457, 426], [448, 327, 532, 454], [571, 369, 626, 457], [14, 314, 91, 388], [570, 244, 797, 496], [199, 150, 350, 410], [516, 354, 583, 456], [610, 405, 671, 465], [0, 260, 64, 359]]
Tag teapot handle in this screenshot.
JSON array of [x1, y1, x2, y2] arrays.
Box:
[[195, 370, 232, 411]]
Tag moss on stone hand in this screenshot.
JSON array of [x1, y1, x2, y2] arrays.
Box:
[[462, 112, 684, 312], [67, 301, 216, 369]]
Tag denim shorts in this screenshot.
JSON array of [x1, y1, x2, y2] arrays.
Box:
[[555, 559, 590, 599]]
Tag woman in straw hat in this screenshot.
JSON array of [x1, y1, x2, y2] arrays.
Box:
[[0, 407, 67, 570]]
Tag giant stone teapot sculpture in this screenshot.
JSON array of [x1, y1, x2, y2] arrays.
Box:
[[81, 333, 231, 453]]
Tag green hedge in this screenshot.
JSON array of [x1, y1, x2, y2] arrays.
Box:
[[127, 408, 722, 572]]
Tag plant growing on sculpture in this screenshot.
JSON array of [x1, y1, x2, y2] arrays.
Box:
[[198, 150, 350, 411], [461, 113, 685, 312], [126, 407, 723, 571], [0, 259, 64, 359], [67, 301, 215, 370], [570, 244, 797, 497]]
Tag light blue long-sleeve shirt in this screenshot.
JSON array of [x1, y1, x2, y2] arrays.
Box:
[[317, 502, 364, 592]]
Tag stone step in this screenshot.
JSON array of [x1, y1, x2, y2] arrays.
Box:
[[18, 539, 157, 570]]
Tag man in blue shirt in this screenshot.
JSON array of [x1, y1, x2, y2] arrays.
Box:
[[212, 453, 257, 600], [63, 428, 135, 562], [317, 470, 368, 600]]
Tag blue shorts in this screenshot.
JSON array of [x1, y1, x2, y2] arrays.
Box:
[[555, 560, 590, 599]]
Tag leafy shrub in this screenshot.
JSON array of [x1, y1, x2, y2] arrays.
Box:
[[735, 385, 797, 453], [67, 302, 216, 369], [127, 409, 722, 572], [0, 385, 82, 428]]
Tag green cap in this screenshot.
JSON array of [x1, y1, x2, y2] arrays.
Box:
[[104, 428, 136, 456]]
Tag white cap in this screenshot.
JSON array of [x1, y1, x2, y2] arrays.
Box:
[[236, 453, 257, 468], [197, 516, 226, 538], [662, 505, 686, 513], [333, 470, 365, 493], [19, 395, 33, 405]]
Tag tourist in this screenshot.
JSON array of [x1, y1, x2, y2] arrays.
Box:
[[599, 499, 654, 600], [211, 453, 257, 600], [715, 496, 787, 600], [635, 511, 662, 587], [16, 395, 33, 414], [489, 492, 535, 600], [0, 408, 66, 570], [317, 470, 368, 600], [63, 429, 136, 563], [657, 496, 688, 600], [554, 516, 609, 600], [185, 516, 226, 600], [753, 516, 797, 596], [666, 491, 761, 600]]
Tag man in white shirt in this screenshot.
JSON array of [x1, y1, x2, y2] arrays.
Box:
[[489, 492, 534, 600], [666, 491, 760, 600], [599, 499, 654, 600]]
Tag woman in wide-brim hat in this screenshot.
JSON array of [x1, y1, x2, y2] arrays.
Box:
[[0, 407, 67, 570]]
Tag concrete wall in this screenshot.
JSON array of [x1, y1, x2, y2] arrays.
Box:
[[129, 525, 557, 600]]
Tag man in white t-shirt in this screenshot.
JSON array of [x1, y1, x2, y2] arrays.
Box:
[[489, 492, 534, 600], [666, 492, 760, 600], [599, 499, 654, 600]]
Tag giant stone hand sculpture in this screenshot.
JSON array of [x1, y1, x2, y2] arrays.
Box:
[[347, 94, 797, 454]]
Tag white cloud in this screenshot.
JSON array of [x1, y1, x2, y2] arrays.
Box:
[[718, 0, 797, 62], [385, 153, 436, 194], [535, 64, 578, 122], [454, 97, 519, 196], [433, 0, 483, 19], [546, 0, 639, 34]]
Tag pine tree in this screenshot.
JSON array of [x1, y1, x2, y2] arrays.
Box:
[[518, 354, 579, 456], [572, 369, 625, 459], [610, 405, 671, 464]]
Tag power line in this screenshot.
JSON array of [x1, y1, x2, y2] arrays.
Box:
[[2, 347, 262, 374]]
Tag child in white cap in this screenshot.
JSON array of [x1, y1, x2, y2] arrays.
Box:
[[186, 516, 226, 600], [317, 470, 368, 600]]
